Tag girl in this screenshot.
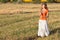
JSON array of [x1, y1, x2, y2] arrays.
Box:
[[38, 3, 49, 37]]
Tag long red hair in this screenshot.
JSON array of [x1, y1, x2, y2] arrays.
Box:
[[41, 3, 48, 13]]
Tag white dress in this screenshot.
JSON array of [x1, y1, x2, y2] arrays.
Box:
[[38, 20, 49, 37]]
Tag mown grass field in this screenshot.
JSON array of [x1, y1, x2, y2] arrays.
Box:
[[0, 3, 60, 40]]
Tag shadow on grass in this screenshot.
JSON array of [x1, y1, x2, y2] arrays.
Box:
[[21, 27, 60, 40], [20, 11, 38, 14], [50, 27, 60, 35], [23, 34, 38, 40], [23, 27, 60, 40]]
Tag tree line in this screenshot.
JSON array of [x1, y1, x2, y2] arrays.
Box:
[[0, 0, 60, 3]]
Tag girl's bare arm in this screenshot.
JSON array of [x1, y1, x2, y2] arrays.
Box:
[[38, 10, 41, 17], [46, 12, 49, 18]]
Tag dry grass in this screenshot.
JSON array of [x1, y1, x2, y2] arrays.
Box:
[[0, 3, 60, 40], [0, 3, 60, 13]]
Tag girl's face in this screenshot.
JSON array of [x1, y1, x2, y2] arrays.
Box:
[[42, 5, 45, 9]]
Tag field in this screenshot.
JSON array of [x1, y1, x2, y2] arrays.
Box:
[[0, 3, 60, 40]]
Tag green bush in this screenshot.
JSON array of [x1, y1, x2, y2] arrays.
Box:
[[0, 0, 18, 3], [48, 0, 56, 3], [0, 0, 9, 3], [11, 0, 17, 2], [32, 0, 40, 4], [48, 0, 52, 3]]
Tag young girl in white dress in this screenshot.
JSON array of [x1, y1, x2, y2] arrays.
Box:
[[38, 3, 49, 37]]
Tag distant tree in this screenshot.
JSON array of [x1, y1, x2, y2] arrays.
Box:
[[0, 0, 9, 3], [17, 0, 22, 3], [10, 0, 13, 2], [33, 0, 40, 3]]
